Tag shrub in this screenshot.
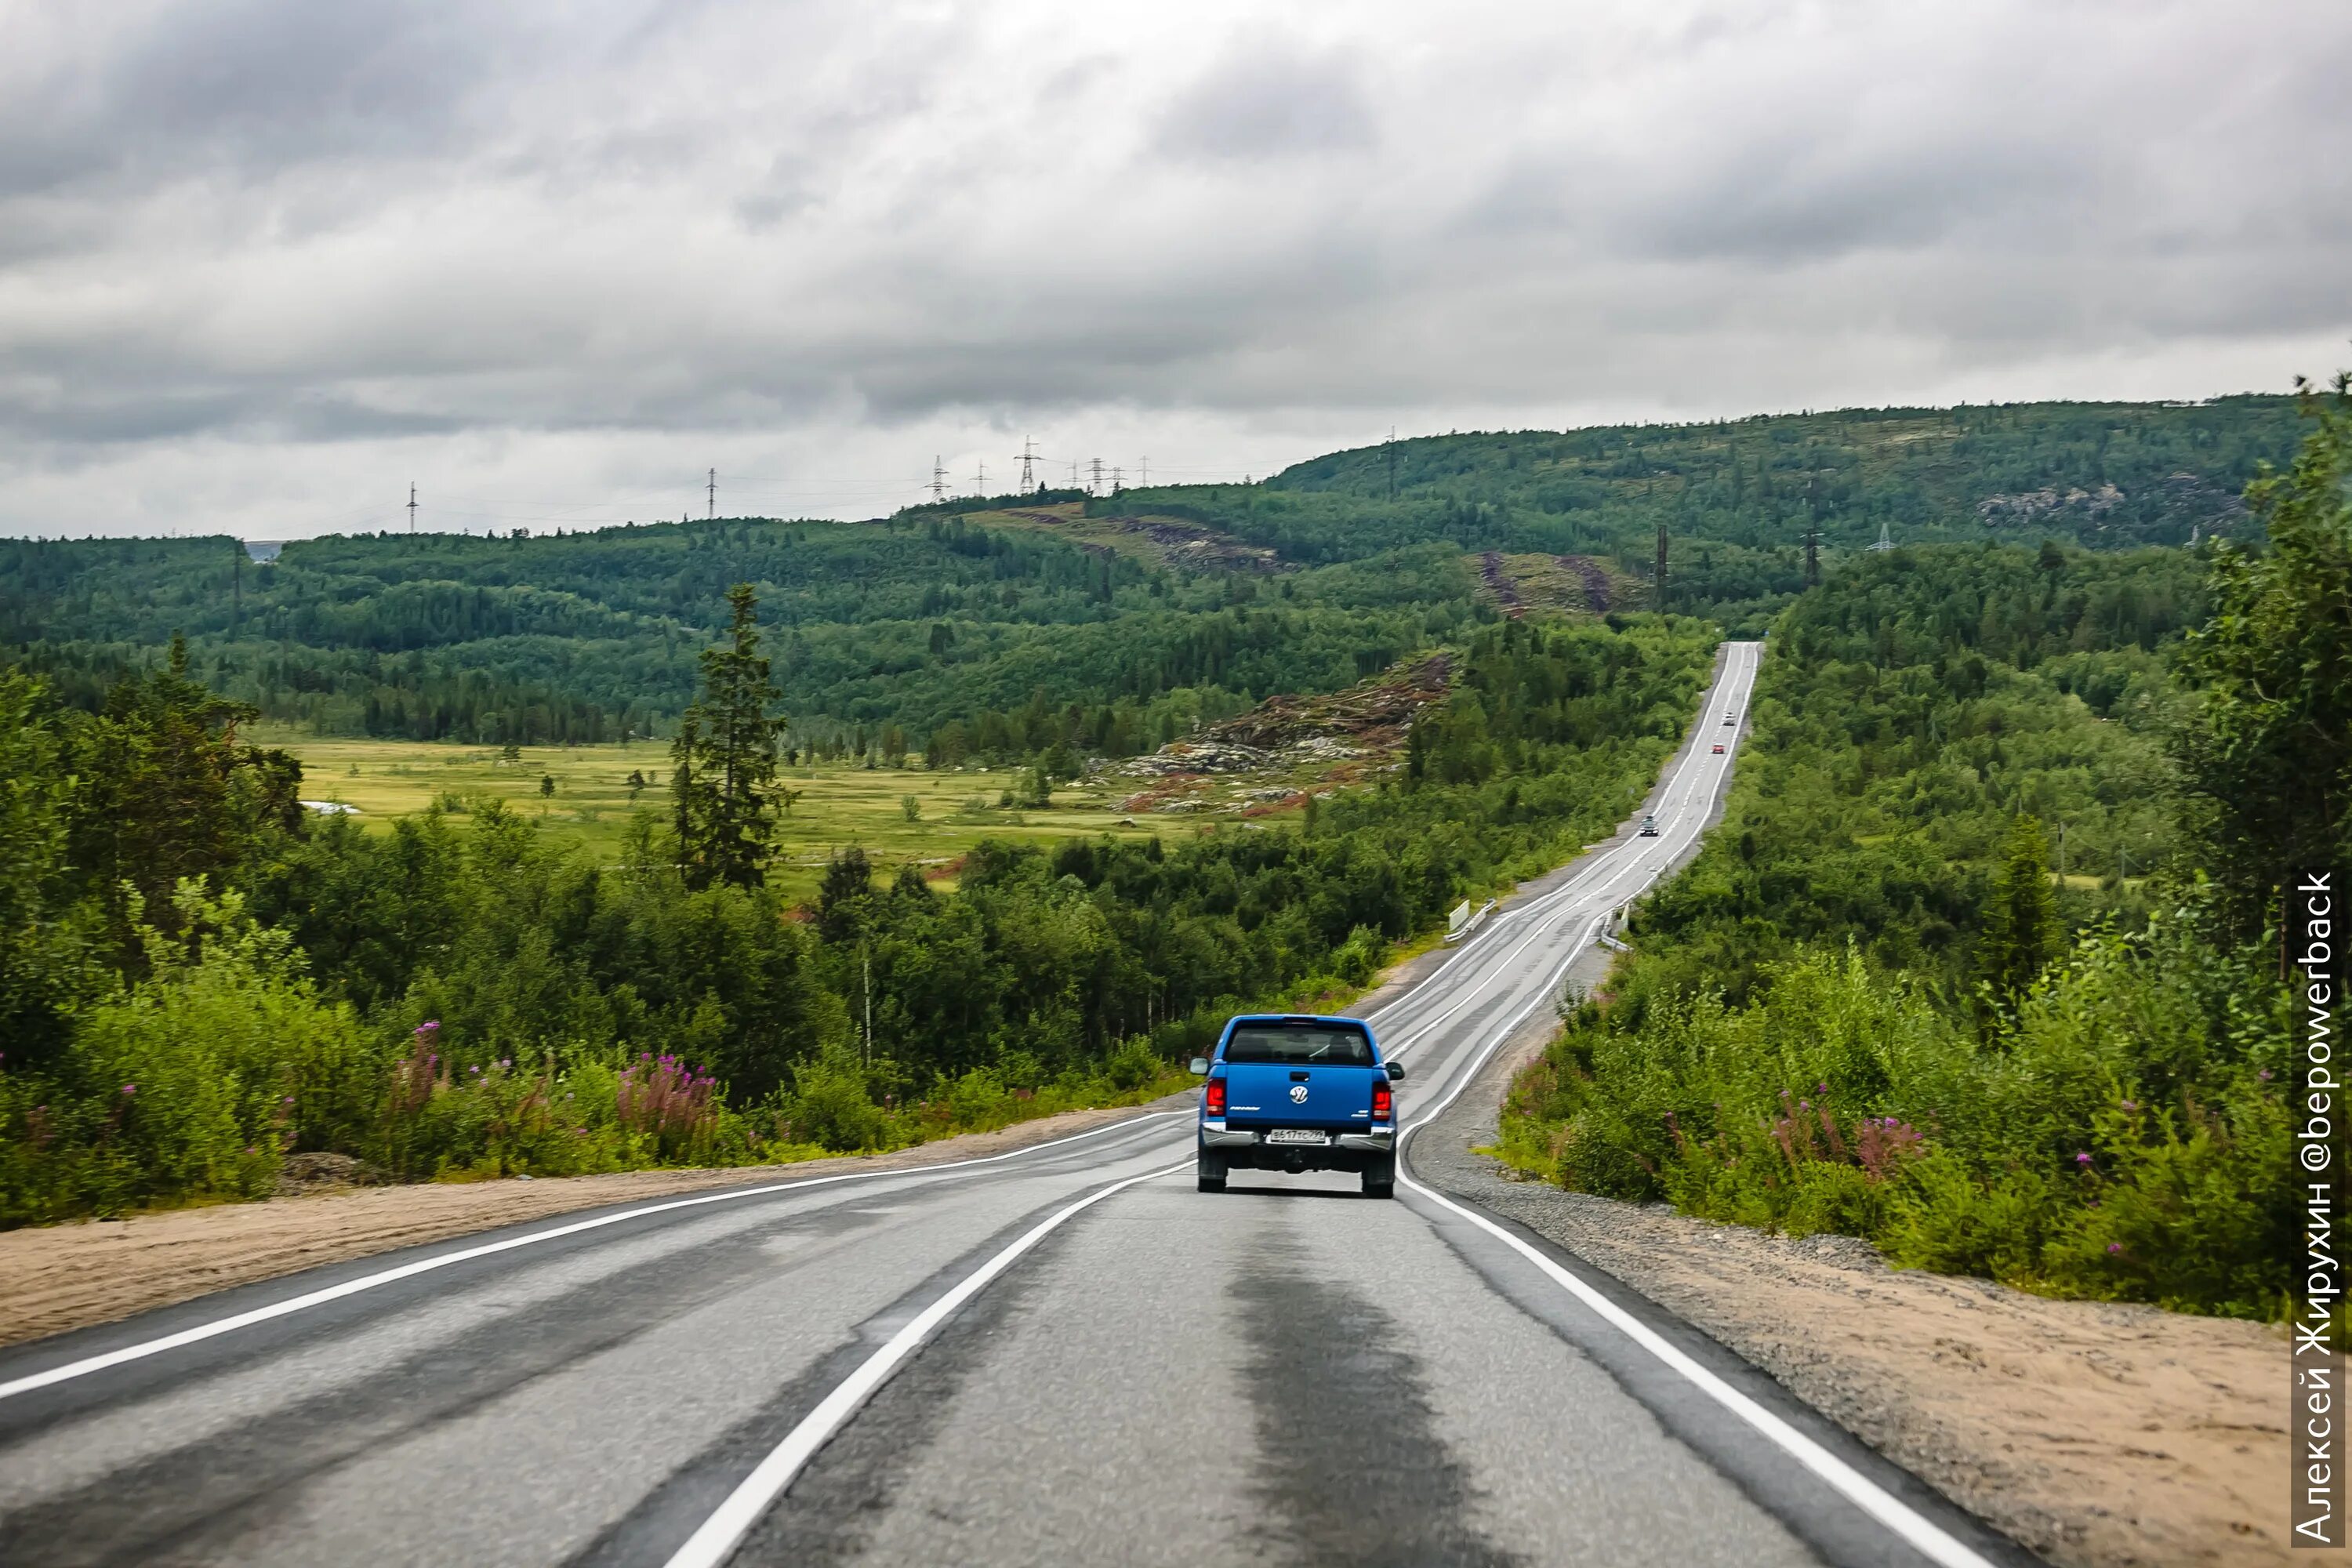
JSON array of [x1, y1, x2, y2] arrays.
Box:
[[1501, 899, 2294, 1318]]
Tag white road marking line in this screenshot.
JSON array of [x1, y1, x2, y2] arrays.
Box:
[[1397, 1173, 1996, 1568], [665, 645, 1759, 1567], [661, 1159, 1193, 1568], [0, 1112, 1189, 1403], [1385, 642, 1755, 1070], [1367, 643, 1755, 1029], [1388, 671, 2000, 1568]]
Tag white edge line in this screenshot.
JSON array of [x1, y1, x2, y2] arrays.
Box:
[[1395, 1174, 1994, 1568], [661, 1158, 1193, 1568], [1374, 641, 1755, 1047], [1390, 888, 1997, 1563], [0, 1111, 1189, 1403]]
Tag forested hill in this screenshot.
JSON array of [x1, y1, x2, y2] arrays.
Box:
[[1087, 397, 2301, 620], [0, 395, 2306, 748], [0, 517, 1472, 748]]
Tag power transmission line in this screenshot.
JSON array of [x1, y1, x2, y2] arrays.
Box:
[[1089, 457, 1104, 495], [930, 456, 947, 503], [973, 459, 987, 496], [407, 482, 418, 534], [707, 468, 716, 521], [1017, 437, 1038, 492], [1385, 427, 1396, 501]]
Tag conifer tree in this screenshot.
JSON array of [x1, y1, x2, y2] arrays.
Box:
[[2173, 373, 2352, 938], [671, 584, 788, 890], [1977, 815, 2060, 1012]]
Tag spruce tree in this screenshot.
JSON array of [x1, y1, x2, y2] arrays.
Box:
[[671, 584, 788, 890], [2173, 373, 2352, 938], [1977, 815, 2060, 1012]]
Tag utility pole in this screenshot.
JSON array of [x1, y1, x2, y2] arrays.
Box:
[[1805, 474, 1821, 588], [1089, 456, 1104, 495], [930, 456, 947, 503], [974, 459, 987, 496], [1018, 437, 1038, 492], [1385, 427, 1396, 501], [408, 481, 418, 534], [1112, 464, 1123, 493], [707, 468, 716, 521], [1654, 521, 1668, 608]]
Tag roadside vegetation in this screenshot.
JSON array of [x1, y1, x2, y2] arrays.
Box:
[[0, 564, 1711, 1222], [1497, 379, 2352, 1319]]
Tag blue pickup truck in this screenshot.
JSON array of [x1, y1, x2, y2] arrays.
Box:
[[1189, 1014, 1406, 1198]]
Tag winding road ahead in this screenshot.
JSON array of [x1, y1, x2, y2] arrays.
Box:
[[0, 640, 2027, 1567]]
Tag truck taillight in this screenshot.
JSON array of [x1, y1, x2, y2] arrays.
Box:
[[1204, 1077, 1226, 1116], [1371, 1080, 1392, 1122]]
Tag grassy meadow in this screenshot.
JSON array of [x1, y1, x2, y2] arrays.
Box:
[[256, 731, 1195, 899]]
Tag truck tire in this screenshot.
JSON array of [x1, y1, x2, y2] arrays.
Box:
[[1361, 1157, 1395, 1199], [1197, 1153, 1226, 1193]]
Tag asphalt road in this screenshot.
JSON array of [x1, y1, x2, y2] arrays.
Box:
[[0, 640, 2026, 1568]]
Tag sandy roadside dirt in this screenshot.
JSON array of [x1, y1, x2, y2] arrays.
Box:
[[0, 1095, 1189, 1353], [1414, 1025, 2290, 1568]]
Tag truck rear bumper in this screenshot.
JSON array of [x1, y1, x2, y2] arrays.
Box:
[[1199, 1121, 1393, 1171]]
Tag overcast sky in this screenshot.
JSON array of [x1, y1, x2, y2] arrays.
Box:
[[2, 0, 2347, 539]]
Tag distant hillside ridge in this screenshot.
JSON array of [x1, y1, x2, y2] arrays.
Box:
[[1068, 397, 2297, 579]]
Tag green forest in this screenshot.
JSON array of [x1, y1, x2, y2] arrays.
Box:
[[0, 569, 1714, 1222], [0, 397, 2301, 759], [1497, 379, 2352, 1319]]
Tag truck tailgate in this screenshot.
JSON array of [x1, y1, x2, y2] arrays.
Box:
[[1220, 1064, 1376, 1131]]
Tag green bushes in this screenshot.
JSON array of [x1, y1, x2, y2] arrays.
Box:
[[3, 607, 1714, 1226], [1502, 902, 2295, 1316], [0, 887, 377, 1225]]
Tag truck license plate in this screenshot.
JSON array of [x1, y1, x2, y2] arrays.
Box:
[[1265, 1129, 1328, 1145]]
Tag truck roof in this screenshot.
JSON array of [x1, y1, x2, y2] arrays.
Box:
[[1226, 1012, 1370, 1027]]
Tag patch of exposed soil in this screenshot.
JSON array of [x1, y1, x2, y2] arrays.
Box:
[[1414, 1029, 2291, 1568], [1479, 550, 1526, 618], [0, 1098, 1188, 1352], [1559, 554, 1613, 612], [1109, 654, 1446, 814], [1199, 652, 1449, 752]]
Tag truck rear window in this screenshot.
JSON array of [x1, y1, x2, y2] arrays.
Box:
[[1224, 1024, 1374, 1067]]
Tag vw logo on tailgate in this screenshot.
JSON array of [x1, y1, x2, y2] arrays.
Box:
[[1289, 1083, 1309, 1103]]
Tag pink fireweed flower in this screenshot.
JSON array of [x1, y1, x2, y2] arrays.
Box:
[[2074, 1152, 2092, 1167], [2107, 1243, 2123, 1254], [121, 1083, 135, 1095]]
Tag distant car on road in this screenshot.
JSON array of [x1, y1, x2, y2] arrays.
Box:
[[1711, 743, 1726, 753], [1192, 1014, 1403, 1197], [1638, 815, 1660, 837], [1723, 715, 1735, 725]]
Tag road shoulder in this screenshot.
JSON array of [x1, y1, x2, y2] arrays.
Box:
[[0, 1095, 1190, 1352], [1409, 1025, 2290, 1568]]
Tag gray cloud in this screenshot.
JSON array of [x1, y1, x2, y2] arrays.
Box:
[[0, 0, 2347, 537], [1152, 37, 1377, 162]]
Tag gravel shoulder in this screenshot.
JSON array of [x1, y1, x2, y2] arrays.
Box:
[[0, 1094, 1189, 1352], [1409, 1023, 2289, 1568]]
